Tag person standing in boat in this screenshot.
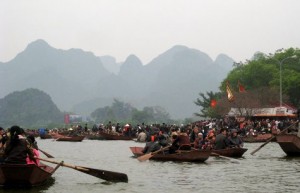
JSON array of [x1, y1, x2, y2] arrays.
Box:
[[4, 126, 36, 164], [214, 128, 228, 150], [227, 129, 244, 148]]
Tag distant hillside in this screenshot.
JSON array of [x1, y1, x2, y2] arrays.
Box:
[[0, 39, 111, 110], [99, 55, 122, 75], [0, 88, 64, 128], [0, 40, 235, 119]]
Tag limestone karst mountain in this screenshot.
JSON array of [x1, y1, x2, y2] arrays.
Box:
[[0, 40, 234, 119]]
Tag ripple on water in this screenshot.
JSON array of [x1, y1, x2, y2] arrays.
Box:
[[10, 139, 298, 193]]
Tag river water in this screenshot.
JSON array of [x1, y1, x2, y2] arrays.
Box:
[[1, 138, 300, 193]]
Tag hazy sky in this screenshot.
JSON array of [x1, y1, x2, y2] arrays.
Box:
[[1, 0, 299, 64]]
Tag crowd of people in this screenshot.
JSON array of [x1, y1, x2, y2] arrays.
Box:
[[0, 117, 298, 164]]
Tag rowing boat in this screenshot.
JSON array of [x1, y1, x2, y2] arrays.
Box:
[[129, 146, 210, 162], [212, 147, 248, 158], [56, 136, 85, 142], [99, 131, 133, 140], [276, 134, 300, 156], [0, 162, 60, 187], [242, 134, 275, 143]]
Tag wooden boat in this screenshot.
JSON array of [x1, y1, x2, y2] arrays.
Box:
[[212, 147, 248, 158], [99, 131, 133, 140], [0, 163, 60, 187], [276, 134, 300, 156], [56, 135, 85, 142], [85, 134, 105, 140], [129, 146, 210, 162], [130, 146, 144, 157], [25, 131, 39, 138], [242, 134, 274, 143]]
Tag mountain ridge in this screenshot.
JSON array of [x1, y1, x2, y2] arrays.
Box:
[[0, 39, 235, 119]]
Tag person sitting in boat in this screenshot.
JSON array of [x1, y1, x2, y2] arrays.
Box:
[[214, 128, 229, 150], [137, 129, 147, 142], [67, 128, 79, 137], [26, 135, 40, 165], [190, 125, 200, 143], [0, 127, 8, 162], [194, 132, 205, 149], [169, 127, 191, 153], [123, 124, 131, 137], [202, 129, 216, 150], [227, 129, 244, 148], [142, 134, 168, 153], [170, 127, 178, 139], [4, 126, 36, 165], [246, 128, 256, 136]]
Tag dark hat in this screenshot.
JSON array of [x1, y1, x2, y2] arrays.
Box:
[[27, 135, 36, 143], [10, 125, 22, 135], [231, 129, 238, 133]]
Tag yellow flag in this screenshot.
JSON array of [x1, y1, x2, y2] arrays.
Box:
[[226, 81, 234, 102]]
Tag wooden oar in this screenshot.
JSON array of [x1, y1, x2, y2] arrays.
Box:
[[211, 152, 240, 164], [137, 145, 171, 162], [250, 121, 298, 155], [36, 157, 128, 183], [39, 149, 55, 158]]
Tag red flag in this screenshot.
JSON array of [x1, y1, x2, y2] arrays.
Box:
[[238, 80, 246, 92], [64, 114, 70, 124], [210, 99, 217, 108], [226, 81, 234, 102]]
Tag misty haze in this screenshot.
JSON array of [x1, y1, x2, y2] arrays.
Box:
[[0, 39, 234, 119]]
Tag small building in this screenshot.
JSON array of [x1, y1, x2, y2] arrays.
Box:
[[228, 106, 297, 119]]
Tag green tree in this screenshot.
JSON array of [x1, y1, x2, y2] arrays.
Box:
[[221, 48, 300, 108], [194, 91, 223, 118], [0, 88, 63, 128], [91, 99, 136, 123], [91, 99, 172, 124]]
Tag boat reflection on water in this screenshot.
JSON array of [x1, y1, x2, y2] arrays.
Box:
[[1, 177, 55, 192]]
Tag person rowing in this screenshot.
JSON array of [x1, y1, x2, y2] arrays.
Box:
[[142, 134, 168, 154], [214, 128, 228, 150], [169, 127, 191, 153], [4, 126, 37, 165], [26, 135, 40, 165], [227, 129, 244, 148]]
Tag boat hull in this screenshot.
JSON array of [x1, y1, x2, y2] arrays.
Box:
[[130, 146, 210, 162], [130, 147, 144, 157], [243, 134, 274, 143], [212, 148, 248, 158], [99, 131, 133, 140], [0, 163, 54, 187], [56, 136, 85, 142], [276, 134, 300, 156]]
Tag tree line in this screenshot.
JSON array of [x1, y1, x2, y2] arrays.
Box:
[[195, 48, 300, 118]]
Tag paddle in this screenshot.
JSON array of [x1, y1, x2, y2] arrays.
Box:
[[36, 157, 128, 183], [137, 145, 171, 162], [211, 152, 240, 164], [39, 149, 55, 158], [250, 121, 298, 155]]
